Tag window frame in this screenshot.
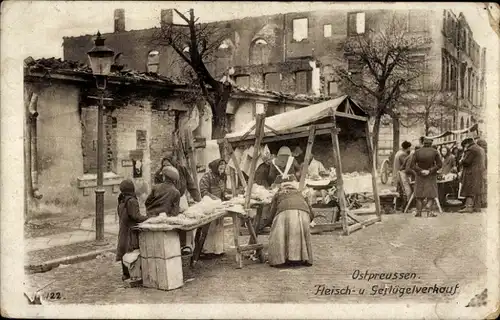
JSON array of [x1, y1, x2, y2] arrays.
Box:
[[292, 17, 309, 42], [323, 24, 332, 38], [347, 12, 366, 36]]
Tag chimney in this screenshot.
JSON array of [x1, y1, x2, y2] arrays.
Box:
[[161, 9, 174, 27], [114, 9, 125, 32]]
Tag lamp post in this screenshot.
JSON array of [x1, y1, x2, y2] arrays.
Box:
[[87, 31, 115, 242]]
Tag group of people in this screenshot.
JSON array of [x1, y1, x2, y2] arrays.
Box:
[[392, 135, 487, 217], [115, 152, 228, 281], [115, 145, 322, 281]]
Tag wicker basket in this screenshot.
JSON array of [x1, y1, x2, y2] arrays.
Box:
[[181, 247, 194, 280]]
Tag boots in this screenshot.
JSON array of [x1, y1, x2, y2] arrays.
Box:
[[415, 199, 423, 217], [458, 197, 474, 213]]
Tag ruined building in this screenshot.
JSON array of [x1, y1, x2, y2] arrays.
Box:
[[62, 7, 486, 156]]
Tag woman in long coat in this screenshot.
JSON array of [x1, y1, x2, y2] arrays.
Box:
[[267, 181, 314, 267], [198, 159, 227, 256], [116, 179, 148, 280], [476, 138, 487, 208], [410, 138, 442, 217], [459, 138, 486, 213]]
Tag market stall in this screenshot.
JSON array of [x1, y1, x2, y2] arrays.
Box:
[[224, 95, 382, 236]]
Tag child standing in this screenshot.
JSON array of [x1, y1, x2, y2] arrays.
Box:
[[116, 179, 148, 281]]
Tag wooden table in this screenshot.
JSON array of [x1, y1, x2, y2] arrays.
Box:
[[150, 209, 265, 269], [403, 178, 456, 213]]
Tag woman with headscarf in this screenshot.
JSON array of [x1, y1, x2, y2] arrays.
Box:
[[154, 152, 202, 250], [145, 166, 181, 217], [438, 146, 457, 175], [116, 179, 148, 281], [267, 180, 314, 267], [269, 146, 302, 187], [198, 159, 227, 256]]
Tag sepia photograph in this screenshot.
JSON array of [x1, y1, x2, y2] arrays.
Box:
[[1, 1, 499, 318]]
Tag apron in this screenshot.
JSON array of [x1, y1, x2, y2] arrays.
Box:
[[272, 156, 295, 185]]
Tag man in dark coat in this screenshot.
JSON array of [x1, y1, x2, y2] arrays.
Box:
[[476, 138, 487, 208], [458, 138, 486, 213], [410, 138, 442, 217]]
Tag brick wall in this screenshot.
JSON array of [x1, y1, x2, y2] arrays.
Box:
[[150, 108, 176, 182]]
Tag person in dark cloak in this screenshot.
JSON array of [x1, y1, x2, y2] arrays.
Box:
[[145, 166, 181, 217], [115, 179, 148, 281]]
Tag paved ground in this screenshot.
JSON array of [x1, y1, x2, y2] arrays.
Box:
[[26, 211, 488, 305]]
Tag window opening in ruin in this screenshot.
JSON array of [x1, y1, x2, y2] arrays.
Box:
[[235, 75, 250, 88], [460, 117, 464, 130], [323, 24, 332, 38], [292, 18, 308, 42], [249, 38, 270, 65], [348, 12, 365, 35], [147, 50, 160, 73], [295, 70, 310, 94], [264, 72, 281, 92], [328, 81, 338, 96], [183, 46, 190, 53]]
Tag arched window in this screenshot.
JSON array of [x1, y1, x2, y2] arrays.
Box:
[[147, 50, 160, 73], [466, 117, 470, 129], [460, 116, 464, 130], [249, 38, 270, 65]]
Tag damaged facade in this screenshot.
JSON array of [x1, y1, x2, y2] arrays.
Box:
[[63, 8, 487, 159], [24, 58, 319, 214]]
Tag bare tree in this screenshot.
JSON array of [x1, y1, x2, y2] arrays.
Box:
[[151, 9, 233, 140], [398, 77, 455, 136], [335, 13, 432, 162]]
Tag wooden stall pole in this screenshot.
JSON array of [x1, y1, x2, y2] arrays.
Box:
[[364, 123, 382, 220], [299, 125, 316, 191], [329, 114, 349, 235], [243, 113, 266, 250], [244, 113, 266, 209]]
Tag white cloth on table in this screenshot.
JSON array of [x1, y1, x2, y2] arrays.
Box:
[[342, 174, 373, 194], [203, 218, 225, 254]]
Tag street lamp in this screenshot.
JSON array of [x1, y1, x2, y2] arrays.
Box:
[[87, 31, 114, 242]]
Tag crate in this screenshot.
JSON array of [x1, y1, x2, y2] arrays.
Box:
[[138, 230, 184, 291]]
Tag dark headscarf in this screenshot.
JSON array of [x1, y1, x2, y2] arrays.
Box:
[[118, 179, 136, 204], [208, 158, 226, 179], [162, 151, 179, 168]]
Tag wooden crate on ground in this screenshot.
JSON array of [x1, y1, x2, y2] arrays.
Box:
[[138, 230, 184, 291]]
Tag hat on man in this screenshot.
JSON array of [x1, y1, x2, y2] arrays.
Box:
[[461, 137, 474, 148], [422, 137, 433, 146], [277, 146, 292, 156], [401, 141, 412, 149]]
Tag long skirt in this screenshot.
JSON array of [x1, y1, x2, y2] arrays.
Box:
[[203, 218, 225, 254], [268, 209, 313, 266], [414, 174, 438, 199]]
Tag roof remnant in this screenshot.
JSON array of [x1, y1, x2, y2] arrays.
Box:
[[24, 57, 328, 103], [24, 57, 179, 85]]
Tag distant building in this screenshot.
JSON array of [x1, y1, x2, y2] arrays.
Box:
[[63, 7, 486, 159]]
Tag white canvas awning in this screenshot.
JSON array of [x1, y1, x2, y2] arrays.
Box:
[[225, 95, 368, 139]]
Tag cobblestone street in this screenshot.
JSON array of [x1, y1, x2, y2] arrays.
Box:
[[26, 212, 488, 305]]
